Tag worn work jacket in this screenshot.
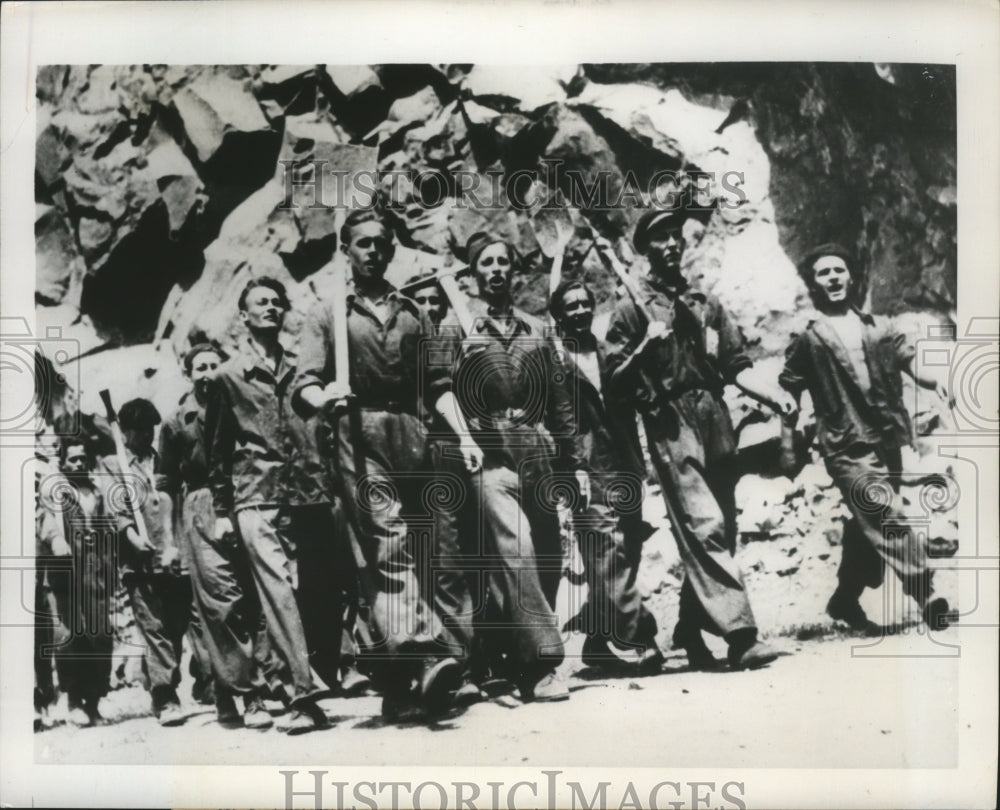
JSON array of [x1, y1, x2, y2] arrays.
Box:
[[157, 390, 209, 498], [779, 310, 914, 456], [604, 274, 751, 462], [559, 334, 646, 505], [208, 338, 330, 516], [455, 307, 582, 472], [293, 281, 451, 417]]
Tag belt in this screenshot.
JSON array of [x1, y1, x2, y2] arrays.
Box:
[[472, 408, 535, 430], [357, 399, 414, 415]]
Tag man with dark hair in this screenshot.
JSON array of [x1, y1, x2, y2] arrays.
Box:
[[294, 211, 478, 720], [604, 208, 793, 671], [447, 232, 585, 702], [36, 437, 115, 727], [159, 343, 276, 729], [208, 275, 347, 735], [100, 397, 191, 725], [780, 244, 953, 631], [549, 279, 663, 673]]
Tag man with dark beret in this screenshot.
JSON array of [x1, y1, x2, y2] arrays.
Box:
[[780, 243, 954, 631], [604, 207, 794, 670], [447, 231, 587, 702]]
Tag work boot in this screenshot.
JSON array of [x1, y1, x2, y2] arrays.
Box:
[[636, 643, 665, 676], [216, 690, 241, 727], [672, 624, 722, 671], [453, 677, 486, 707], [157, 702, 186, 727], [726, 629, 779, 671], [192, 677, 215, 706], [243, 695, 274, 730], [339, 664, 374, 698], [520, 671, 570, 703], [281, 701, 330, 736], [923, 597, 954, 630], [420, 657, 461, 718], [581, 636, 623, 670], [68, 699, 92, 728], [84, 698, 104, 726], [826, 589, 876, 633]]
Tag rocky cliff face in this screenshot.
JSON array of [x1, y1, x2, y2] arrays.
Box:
[[34, 62, 955, 422]]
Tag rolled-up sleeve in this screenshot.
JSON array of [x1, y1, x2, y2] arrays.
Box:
[[603, 299, 644, 399], [779, 333, 809, 396], [420, 314, 455, 409], [291, 301, 335, 417], [891, 321, 916, 370]]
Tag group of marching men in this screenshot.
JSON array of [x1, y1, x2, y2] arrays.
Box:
[[34, 204, 954, 735]]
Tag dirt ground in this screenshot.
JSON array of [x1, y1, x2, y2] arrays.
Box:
[[35, 625, 959, 769], [33, 458, 962, 769]]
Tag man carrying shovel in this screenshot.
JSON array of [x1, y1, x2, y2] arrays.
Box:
[[294, 208, 482, 720]]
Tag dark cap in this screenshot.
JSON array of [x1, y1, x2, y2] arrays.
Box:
[[632, 206, 711, 255], [798, 242, 856, 276]]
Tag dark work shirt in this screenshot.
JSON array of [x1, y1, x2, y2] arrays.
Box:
[[604, 274, 752, 411], [561, 335, 646, 482], [779, 310, 914, 456], [157, 390, 209, 497], [207, 339, 330, 516], [454, 307, 582, 471], [293, 281, 451, 415]]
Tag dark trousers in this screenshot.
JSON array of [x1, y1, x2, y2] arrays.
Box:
[[421, 439, 480, 662], [35, 553, 115, 709], [334, 409, 447, 666], [825, 444, 932, 602], [124, 571, 191, 709], [644, 407, 757, 640], [573, 502, 657, 650]]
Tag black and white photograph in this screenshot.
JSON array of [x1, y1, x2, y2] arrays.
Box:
[[1, 2, 997, 809]]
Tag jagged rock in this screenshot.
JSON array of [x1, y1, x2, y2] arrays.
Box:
[[35, 205, 85, 306], [367, 85, 443, 140], [171, 74, 271, 164], [464, 65, 576, 111]]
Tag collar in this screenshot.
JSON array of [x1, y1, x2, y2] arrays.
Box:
[[177, 390, 203, 423], [239, 336, 294, 379], [126, 446, 158, 467], [348, 280, 421, 318], [806, 306, 877, 330], [644, 270, 689, 298], [472, 306, 537, 339]]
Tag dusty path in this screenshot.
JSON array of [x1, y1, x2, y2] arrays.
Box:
[[35, 629, 958, 769]]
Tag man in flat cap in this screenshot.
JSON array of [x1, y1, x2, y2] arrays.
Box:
[[779, 243, 954, 631], [604, 207, 794, 671]]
